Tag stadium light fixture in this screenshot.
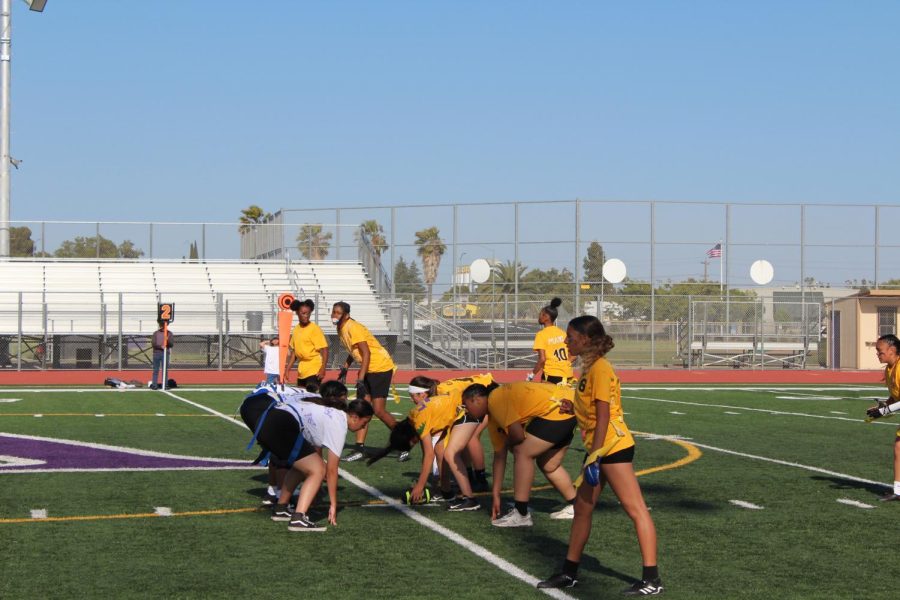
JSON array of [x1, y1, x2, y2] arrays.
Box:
[[0, 0, 47, 257]]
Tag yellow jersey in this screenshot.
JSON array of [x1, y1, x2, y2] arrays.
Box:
[[437, 373, 495, 404], [574, 358, 634, 456], [533, 325, 572, 379], [886, 361, 900, 401], [338, 318, 395, 374], [486, 382, 574, 450], [289, 322, 328, 378], [408, 394, 464, 439]]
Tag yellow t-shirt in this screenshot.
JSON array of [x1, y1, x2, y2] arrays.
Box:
[[338, 318, 395, 374], [574, 358, 634, 456], [533, 325, 573, 379], [885, 361, 900, 401], [486, 382, 574, 450], [436, 373, 495, 404], [408, 394, 463, 439], [289, 322, 328, 378]]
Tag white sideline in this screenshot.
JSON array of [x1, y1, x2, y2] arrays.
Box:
[[729, 500, 764, 510], [836, 498, 874, 509], [161, 390, 575, 599], [30, 509, 47, 519]]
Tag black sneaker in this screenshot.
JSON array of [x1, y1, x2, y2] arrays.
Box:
[[537, 573, 577, 589], [623, 578, 664, 596], [879, 492, 900, 502], [398, 450, 410, 462], [472, 478, 489, 493], [447, 496, 480, 512], [287, 512, 327, 532], [432, 490, 456, 503], [270, 504, 292, 522], [343, 444, 366, 462], [261, 492, 278, 506]]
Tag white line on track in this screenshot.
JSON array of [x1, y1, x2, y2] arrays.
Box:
[[30, 509, 47, 519], [623, 395, 898, 426], [645, 434, 891, 490], [161, 389, 576, 599], [0, 398, 21, 403], [154, 507, 173, 516], [836, 498, 875, 509], [729, 500, 764, 510]]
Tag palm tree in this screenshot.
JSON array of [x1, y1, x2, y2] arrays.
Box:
[[491, 260, 526, 294], [355, 219, 388, 257], [238, 205, 272, 233], [414, 226, 446, 306], [296, 224, 332, 260]]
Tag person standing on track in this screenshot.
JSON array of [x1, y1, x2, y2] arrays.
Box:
[[537, 315, 662, 596], [529, 297, 573, 384]]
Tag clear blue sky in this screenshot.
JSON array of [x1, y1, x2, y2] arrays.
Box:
[[10, 0, 898, 227]]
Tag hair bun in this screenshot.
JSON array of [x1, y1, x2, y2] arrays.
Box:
[[550, 297, 562, 308]]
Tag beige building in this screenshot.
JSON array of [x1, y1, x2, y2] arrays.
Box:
[[830, 290, 900, 369]]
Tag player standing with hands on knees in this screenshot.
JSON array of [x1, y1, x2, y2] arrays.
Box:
[[529, 297, 573, 384], [331, 301, 402, 462], [866, 333, 900, 501], [538, 315, 662, 596]]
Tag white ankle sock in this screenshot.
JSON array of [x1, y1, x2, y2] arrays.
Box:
[[893, 481, 900, 495]]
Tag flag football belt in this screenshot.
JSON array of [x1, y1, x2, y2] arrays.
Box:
[[573, 416, 627, 488]]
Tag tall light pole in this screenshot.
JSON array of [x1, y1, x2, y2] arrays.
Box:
[[0, 0, 45, 258]]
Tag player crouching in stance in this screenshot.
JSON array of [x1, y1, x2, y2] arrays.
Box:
[[461, 381, 578, 527], [239, 381, 374, 531], [537, 316, 662, 595], [867, 333, 900, 502], [367, 379, 482, 511]]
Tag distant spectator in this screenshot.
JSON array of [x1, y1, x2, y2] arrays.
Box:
[[259, 338, 281, 385], [150, 320, 173, 390]]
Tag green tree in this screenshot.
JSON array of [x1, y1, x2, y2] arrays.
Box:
[[356, 219, 388, 257], [189, 241, 199, 260], [296, 224, 332, 260], [394, 257, 426, 300], [238, 205, 272, 233], [414, 226, 446, 306], [10, 226, 35, 257], [489, 260, 526, 295], [54, 235, 143, 259], [582, 241, 606, 283]]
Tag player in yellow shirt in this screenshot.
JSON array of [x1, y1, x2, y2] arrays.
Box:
[[331, 301, 398, 462], [867, 334, 900, 501], [462, 381, 577, 527], [367, 379, 482, 512], [538, 315, 662, 596], [437, 373, 495, 492], [284, 299, 329, 389], [529, 297, 573, 384]]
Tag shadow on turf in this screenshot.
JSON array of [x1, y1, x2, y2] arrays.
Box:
[[516, 533, 637, 586], [811, 475, 888, 498]]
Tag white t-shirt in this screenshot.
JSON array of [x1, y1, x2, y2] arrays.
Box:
[[273, 387, 348, 457], [262, 346, 280, 375]]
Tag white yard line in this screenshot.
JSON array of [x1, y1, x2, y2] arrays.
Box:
[[30, 509, 47, 519], [154, 507, 173, 516], [624, 395, 897, 426], [836, 498, 875, 509], [729, 500, 764, 510], [161, 389, 576, 599]]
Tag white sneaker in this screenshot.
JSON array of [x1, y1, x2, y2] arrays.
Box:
[[549, 504, 575, 520], [492, 507, 533, 528]]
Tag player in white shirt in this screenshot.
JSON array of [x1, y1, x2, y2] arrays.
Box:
[[259, 338, 281, 385], [240, 381, 373, 531]]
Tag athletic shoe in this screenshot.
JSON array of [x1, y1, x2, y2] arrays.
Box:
[[549, 504, 575, 520], [447, 496, 480, 512], [261, 492, 278, 506], [879, 492, 900, 502], [287, 512, 327, 532], [472, 478, 489, 493], [270, 504, 292, 522], [491, 507, 533, 528], [536, 573, 578, 589], [623, 578, 664, 596], [342, 445, 365, 462], [432, 490, 456, 503], [398, 451, 410, 462]]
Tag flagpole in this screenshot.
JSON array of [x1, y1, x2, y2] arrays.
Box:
[[718, 239, 724, 294]]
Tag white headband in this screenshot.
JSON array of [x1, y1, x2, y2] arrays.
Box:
[[407, 385, 431, 395]]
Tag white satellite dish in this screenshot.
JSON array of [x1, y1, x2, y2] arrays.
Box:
[[750, 259, 774, 285], [602, 258, 627, 284], [470, 258, 492, 284]]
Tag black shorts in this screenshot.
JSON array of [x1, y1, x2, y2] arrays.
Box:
[[296, 375, 320, 390], [603, 445, 635, 464], [452, 412, 484, 427], [525, 417, 576, 449], [542, 375, 565, 384], [239, 394, 314, 464], [364, 370, 393, 399]]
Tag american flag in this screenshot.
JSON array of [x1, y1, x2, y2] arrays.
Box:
[[706, 243, 722, 258]]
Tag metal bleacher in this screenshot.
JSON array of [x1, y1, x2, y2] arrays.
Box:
[[0, 259, 390, 336]]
